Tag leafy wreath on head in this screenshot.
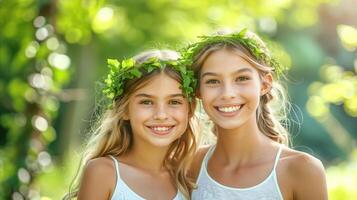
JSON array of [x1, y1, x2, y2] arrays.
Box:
[[179, 28, 289, 78], [102, 56, 197, 106]]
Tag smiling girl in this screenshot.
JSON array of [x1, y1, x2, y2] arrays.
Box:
[[184, 29, 328, 200], [65, 50, 197, 200]]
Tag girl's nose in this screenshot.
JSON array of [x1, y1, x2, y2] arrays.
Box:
[[220, 82, 236, 100], [153, 104, 169, 120]]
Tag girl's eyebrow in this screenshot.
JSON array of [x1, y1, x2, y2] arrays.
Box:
[[134, 93, 185, 98], [170, 94, 185, 98], [135, 93, 153, 98], [201, 67, 253, 78], [201, 72, 219, 78], [233, 68, 254, 75]]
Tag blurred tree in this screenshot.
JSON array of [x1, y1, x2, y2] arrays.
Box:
[[306, 24, 357, 158], [0, 0, 82, 199]]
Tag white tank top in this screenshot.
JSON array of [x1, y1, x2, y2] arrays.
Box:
[[109, 156, 186, 200], [192, 146, 284, 200]]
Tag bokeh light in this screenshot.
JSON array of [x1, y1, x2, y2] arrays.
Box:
[[31, 115, 48, 132], [28, 73, 52, 90], [38, 151, 52, 168], [35, 27, 49, 41], [48, 53, 71, 70], [337, 24, 357, 51], [46, 37, 60, 51], [33, 16, 46, 28], [92, 7, 115, 33], [12, 192, 24, 200], [17, 168, 30, 184], [306, 95, 329, 119], [25, 41, 39, 58]]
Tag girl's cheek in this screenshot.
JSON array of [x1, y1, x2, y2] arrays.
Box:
[[171, 106, 189, 117], [201, 87, 219, 99], [135, 107, 154, 116]]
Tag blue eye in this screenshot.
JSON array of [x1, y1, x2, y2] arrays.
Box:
[[205, 79, 220, 84], [139, 100, 153, 105]]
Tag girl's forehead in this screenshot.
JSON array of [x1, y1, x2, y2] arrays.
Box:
[[201, 49, 256, 75], [132, 73, 183, 97]]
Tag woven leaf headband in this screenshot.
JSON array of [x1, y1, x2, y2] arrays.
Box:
[[180, 28, 288, 78], [102, 56, 197, 105]]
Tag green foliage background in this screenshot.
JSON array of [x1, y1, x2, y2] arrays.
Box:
[[0, 0, 356, 199]]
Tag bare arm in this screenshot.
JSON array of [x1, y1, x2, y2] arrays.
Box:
[[77, 157, 115, 200], [291, 153, 328, 200]]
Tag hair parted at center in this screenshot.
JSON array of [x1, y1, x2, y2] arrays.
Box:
[[65, 49, 198, 200], [181, 28, 291, 146]]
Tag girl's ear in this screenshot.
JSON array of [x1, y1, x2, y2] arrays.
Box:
[[260, 73, 273, 96]]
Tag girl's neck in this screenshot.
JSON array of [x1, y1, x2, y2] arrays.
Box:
[[214, 118, 274, 165], [121, 142, 169, 174]]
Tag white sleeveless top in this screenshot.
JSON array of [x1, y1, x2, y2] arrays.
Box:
[[192, 146, 284, 200], [109, 156, 186, 200]]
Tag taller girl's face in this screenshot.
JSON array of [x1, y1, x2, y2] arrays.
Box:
[[125, 72, 190, 148], [199, 48, 270, 130]]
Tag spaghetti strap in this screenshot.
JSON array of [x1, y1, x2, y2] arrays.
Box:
[[109, 155, 120, 179], [273, 145, 283, 170], [195, 145, 215, 184]]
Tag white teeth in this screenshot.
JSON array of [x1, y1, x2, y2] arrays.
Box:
[[152, 126, 171, 131], [217, 105, 241, 113]]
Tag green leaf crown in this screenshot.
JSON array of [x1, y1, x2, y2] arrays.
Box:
[[102, 56, 197, 103], [180, 28, 288, 78]]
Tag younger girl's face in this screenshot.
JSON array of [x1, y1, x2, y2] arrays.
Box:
[[125, 73, 190, 148], [199, 48, 270, 130]]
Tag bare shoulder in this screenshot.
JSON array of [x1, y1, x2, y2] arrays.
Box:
[[281, 147, 325, 177], [77, 157, 116, 200], [84, 157, 116, 178], [189, 145, 211, 182], [280, 147, 328, 200]]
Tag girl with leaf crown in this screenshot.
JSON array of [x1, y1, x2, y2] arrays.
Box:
[[184, 29, 328, 200], [65, 49, 198, 200]]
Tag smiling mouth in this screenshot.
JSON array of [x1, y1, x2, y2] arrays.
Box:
[[215, 105, 243, 113], [147, 125, 175, 135]]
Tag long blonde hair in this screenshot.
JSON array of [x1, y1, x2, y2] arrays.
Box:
[[65, 50, 197, 199], [191, 31, 290, 146]]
